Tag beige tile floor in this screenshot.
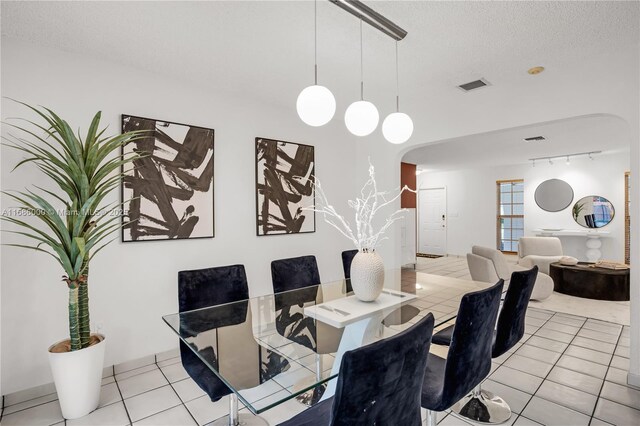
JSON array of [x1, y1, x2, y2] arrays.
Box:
[[2, 257, 638, 426]]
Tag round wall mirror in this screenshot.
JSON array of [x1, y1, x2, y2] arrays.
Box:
[[534, 179, 574, 212], [573, 196, 615, 228]]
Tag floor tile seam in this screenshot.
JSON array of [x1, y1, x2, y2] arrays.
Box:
[[535, 326, 578, 342], [128, 403, 187, 425], [574, 332, 621, 346], [116, 366, 163, 384], [580, 324, 624, 336], [517, 312, 594, 422], [0, 396, 61, 417], [483, 376, 536, 405], [1, 379, 125, 418], [583, 316, 629, 327], [589, 328, 624, 420], [2, 388, 62, 410], [115, 359, 157, 377], [570, 339, 617, 356], [154, 358, 200, 426], [488, 311, 557, 410], [506, 349, 559, 367], [114, 367, 134, 425], [541, 375, 600, 398], [596, 393, 640, 413], [532, 386, 597, 417], [560, 350, 613, 367]]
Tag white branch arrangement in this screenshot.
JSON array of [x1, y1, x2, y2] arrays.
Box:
[[302, 161, 416, 252]]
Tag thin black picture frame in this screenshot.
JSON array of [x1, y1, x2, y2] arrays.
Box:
[[120, 114, 215, 243], [255, 137, 316, 237]]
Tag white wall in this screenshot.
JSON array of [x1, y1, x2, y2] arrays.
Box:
[[0, 39, 358, 394], [417, 153, 629, 261]]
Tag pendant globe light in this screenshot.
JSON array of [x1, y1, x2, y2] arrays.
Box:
[[382, 41, 413, 144], [297, 0, 336, 127], [344, 20, 379, 137]]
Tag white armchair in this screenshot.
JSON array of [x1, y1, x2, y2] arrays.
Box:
[[467, 245, 554, 300], [517, 237, 564, 274]]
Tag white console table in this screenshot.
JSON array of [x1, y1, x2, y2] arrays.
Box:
[[533, 229, 610, 262]]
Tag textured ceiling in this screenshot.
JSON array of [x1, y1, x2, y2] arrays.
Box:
[[2, 0, 638, 109], [2, 0, 638, 164], [402, 114, 631, 171]]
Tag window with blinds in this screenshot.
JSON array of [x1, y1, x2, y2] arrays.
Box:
[[497, 180, 524, 253]]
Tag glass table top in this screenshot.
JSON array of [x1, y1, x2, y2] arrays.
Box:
[[162, 269, 494, 414]]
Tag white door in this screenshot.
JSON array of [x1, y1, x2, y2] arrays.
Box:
[[418, 188, 446, 255]]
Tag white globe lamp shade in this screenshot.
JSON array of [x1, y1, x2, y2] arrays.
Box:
[[344, 100, 379, 136], [296, 85, 336, 126], [382, 112, 414, 144]]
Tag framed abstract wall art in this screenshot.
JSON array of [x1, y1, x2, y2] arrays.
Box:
[[255, 137, 315, 236], [121, 115, 214, 242]]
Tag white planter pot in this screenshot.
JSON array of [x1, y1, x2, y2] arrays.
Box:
[[350, 251, 385, 302], [48, 334, 106, 419]]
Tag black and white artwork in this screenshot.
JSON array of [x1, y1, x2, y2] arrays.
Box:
[[255, 137, 315, 236], [121, 115, 214, 242]]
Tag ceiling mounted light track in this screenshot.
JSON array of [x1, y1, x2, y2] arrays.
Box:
[[529, 150, 602, 167], [329, 0, 407, 41]]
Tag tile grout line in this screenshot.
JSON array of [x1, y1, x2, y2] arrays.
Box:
[[588, 326, 624, 421], [154, 354, 201, 426], [113, 363, 134, 426], [483, 309, 558, 423], [516, 311, 595, 423]]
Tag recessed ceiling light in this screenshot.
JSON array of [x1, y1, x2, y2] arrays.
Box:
[[528, 66, 545, 75]]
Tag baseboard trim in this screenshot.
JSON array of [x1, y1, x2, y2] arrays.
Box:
[[628, 372, 640, 388]]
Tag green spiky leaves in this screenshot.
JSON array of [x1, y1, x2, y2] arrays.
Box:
[[2, 102, 147, 349]]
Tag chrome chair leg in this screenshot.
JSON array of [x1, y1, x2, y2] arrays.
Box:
[[425, 409, 438, 426], [210, 394, 269, 426], [450, 384, 511, 424]]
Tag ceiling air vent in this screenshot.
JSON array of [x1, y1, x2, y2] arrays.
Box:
[[523, 136, 546, 142], [457, 78, 490, 92]]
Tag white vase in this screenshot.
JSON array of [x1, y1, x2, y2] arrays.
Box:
[[350, 251, 385, 302], [48, 334, 106, 419]]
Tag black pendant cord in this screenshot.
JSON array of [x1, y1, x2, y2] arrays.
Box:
[[360, 19, 364, 100], [314, 0, 318, 85], [313, 0, 318, 86], [395, 40, 400, 112]]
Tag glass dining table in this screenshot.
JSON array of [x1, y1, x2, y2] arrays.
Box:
[[162, 269, 494, 426]]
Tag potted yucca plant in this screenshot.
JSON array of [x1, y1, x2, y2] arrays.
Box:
[[1, 102, 144, 419]]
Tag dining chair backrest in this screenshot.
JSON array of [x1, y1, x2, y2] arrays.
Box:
[[177, 264, 250, 402], [271, 255, 321, 294], [442, 280, 504, 406], [341, 250, 359, 280], [493, 267, 538, 358], [179, 264, 249, 312], [330, 314, 435, 426]]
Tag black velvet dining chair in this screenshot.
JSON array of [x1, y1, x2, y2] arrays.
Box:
[[430, 267, 538, 423], [421, 280, 504, 426], [271, 255, 342, 405], [341, 249, 358, 293], [178, 264, 250, 402], [341, 249, 359, 280], [278, 313, 436, 426]]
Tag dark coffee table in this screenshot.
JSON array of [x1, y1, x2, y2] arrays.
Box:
[[549, 262, 630, 301]]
